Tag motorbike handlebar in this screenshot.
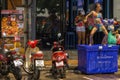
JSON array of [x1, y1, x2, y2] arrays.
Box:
[[37, 39, 41, 42], [58, 39, 64, 43]]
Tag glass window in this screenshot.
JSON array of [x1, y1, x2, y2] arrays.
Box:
[[78, 0, 84, 7], [94, 0, 103, 4], [36, 0, 62, 49]]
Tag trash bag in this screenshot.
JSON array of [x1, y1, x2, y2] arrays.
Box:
[[108, 31, 117, 44], [88, 25, 93, 30]]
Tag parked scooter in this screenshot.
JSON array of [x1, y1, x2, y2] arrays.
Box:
[[49, 33, 69, 79], [23, 40, 44, 80], [0, 39, 23, 80]]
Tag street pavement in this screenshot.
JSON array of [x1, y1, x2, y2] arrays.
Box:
[[43, 50, 120, 67], [1, 50, 120, 80], [4, 68, 120, 80]]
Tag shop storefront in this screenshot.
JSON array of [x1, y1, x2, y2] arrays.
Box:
[[65, 0, 114, 48], [35, 0, 114, 49], [36, 0, 66, 49], [67, 0, 113, 31], [0, 0, 114, 49]]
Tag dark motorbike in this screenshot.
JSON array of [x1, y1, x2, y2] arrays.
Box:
[[0, 39, 23, 80]]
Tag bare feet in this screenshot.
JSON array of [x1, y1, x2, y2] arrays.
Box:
[[89, 44, 92, 46]]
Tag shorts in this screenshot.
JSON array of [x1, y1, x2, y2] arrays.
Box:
[[94, 24, 103, 32], [76, 26, 85, 32], [95, 24, 103, 28]]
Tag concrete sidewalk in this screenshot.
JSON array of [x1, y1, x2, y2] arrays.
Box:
[[44, 60, 78, 67], [44, 58, 120, 68]]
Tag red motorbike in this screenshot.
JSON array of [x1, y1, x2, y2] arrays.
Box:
[[51, 40, 69, 79], [23, 40, 44, 80]]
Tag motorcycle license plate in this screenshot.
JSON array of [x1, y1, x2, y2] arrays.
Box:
[[14, 59, 23, 67], [35, 60, 44, 67], [56, 61, 64, 67]]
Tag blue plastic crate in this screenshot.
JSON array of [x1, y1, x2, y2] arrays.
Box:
[[78, 45, 119, 74]]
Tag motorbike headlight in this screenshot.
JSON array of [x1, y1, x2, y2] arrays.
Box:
[[4, 49, 9, 53], [7, 54, 11, 58]]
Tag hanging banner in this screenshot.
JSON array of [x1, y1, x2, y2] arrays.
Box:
[[78, 0, 84, 7], [1, 10, 24, 37]]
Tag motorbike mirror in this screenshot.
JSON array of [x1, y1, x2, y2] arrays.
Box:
[[46, 42, 51, 46], [37, 39, 41, 42], [57, 33, 61, 38]]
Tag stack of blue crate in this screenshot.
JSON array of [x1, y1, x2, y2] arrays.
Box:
[[78, 45, 119, 74]]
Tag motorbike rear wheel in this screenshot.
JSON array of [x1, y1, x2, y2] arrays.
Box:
[[52, 68, 57, 79], [23, 63, 34, 74], [59, 67, 66, 79], [52, 61, 66, 79], [12, 67, 22, 80], [51, 62, 58, 79], [33, 69, 40, 80], [0, 61, 9, 75], [28, 69, 40, 80]]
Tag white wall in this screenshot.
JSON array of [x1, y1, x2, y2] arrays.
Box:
[[114, 0, 120, 20]]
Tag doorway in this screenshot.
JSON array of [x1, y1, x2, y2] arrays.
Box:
[[36, 0, 66, 49]]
